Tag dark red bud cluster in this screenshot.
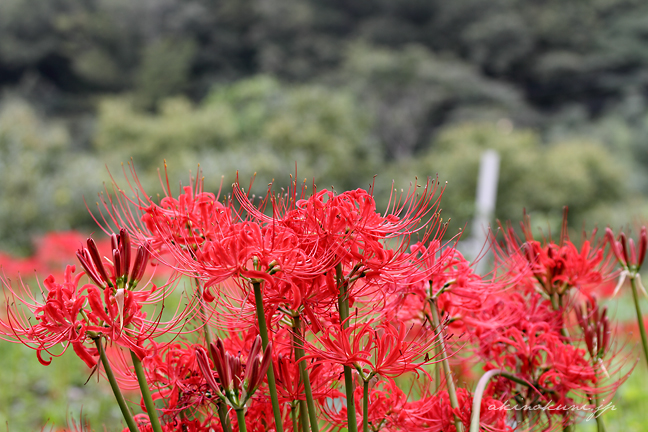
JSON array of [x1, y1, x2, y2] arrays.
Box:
[[575, 299, 611, 361], [77, 237, 112, 289], [523, 242, 566, 295], [606, 227, 647, 272], [275, 354, 296, 394], [195, 347, 224, 399], [76, 228, 150, 290], [195, 335, 272, 409]]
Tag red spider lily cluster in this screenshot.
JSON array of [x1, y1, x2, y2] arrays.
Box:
[[0, 169, 643, 432]]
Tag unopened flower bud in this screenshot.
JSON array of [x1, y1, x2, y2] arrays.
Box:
[[119, 229, 131, 280], [86, 238, 112, 287], [639, 227, 647, 269]]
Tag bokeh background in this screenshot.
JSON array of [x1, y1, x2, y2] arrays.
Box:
[[2, 0, 648, 430]]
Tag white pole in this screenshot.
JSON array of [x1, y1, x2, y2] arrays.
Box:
[[469, 150, 500, 274]]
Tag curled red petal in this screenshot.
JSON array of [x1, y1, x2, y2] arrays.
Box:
[[37, 349, 52, 366]]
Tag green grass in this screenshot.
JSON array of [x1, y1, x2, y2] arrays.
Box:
[[0, 341, 125, 431]]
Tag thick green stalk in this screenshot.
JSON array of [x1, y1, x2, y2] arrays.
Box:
[[291, 404, 299, 432], [299, 400, 310, 432], [131, 350, 163, 432], [293, 315, 319, 432], [253, 281, 284, 432], [429, 299, 464, 432], [94, 338, 139, 432], [434, 342, 441, 391], [336, 263, 358, 432], [594, 394, 607, 432], [630, 276, 648, 368], [236, 409, 248, 432], [218, 403, 233, 432], [362, 380, 369, 432]]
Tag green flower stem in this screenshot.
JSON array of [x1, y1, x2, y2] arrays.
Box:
[[336, 263, 358, 432], [291, 404, 299, 432], [630, 275, 648, 369], [293, 315, 319, 432], [299, 400, 310, 432], [253, 281, 284, 432], [434, 343, 441, 391], [219, 403, 233, 432], [130, 350, 163, 432], [236, 408, 248, 432], [362, 380, 369, 432], [429, 298, 464, 432], [594, 393, 606, 432], [94, 338, 139, 432]]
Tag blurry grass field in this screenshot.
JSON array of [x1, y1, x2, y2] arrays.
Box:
[[0, 341, 125, 430]]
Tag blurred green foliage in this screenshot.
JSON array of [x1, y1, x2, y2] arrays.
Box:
[[418, 124, 627, 233], [1, 0, 647, 254], [0, 342, 125, 430], [94, 76, 377, 194], [0, 99, 105, 255]]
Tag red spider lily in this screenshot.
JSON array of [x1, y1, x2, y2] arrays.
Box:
[[0, 265, 97, 366], [142, 342, 209, 414], [234, 175, 444, 245], [575, 298, 611, 362], [274, 354, 304, 402], [322, 382, 511, 432], [0, 167, 637, 431], [140, 185, 231, 250], [274, 353, 339, 404], [320, 379, 409, 432], [401, 240, 501, 326], [606, 226, 647, 272], [125, 415, 217, 432], [477, 322, 626, 429], [404, 387, 511, 432], [98, 169, 448, 306], [76, 229, 150, 291], [494, 213, 616, 300], [523, 240, 610, 297], [485, 321, 597, 396], [0, 231, 112, 282], [0, 230, 194, 368], [302, 319, 440, 380], [605, 226, 648, 300], [92, 164, 227, 247], [195, 335, 273, 409], [464, 291, 560, 359]]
